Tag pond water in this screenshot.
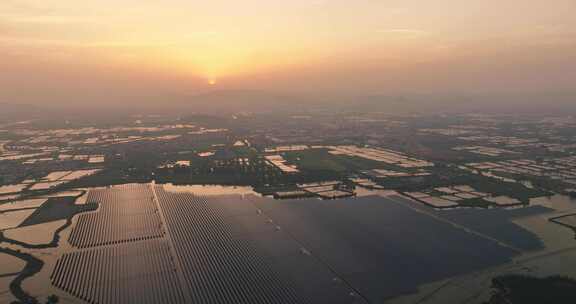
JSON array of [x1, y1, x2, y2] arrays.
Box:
[[0, 209, 36, 230], [387, 194, 576, 303], [0, 252, 26, 274], [0, 198, 47, 212], [1, 184, 575, 304], [531, 194, 576, 211], [4, 220, 67, 245]]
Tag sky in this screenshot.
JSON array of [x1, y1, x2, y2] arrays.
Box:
[[1, 0, 575, 107]]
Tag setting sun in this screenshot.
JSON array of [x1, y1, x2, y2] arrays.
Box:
[[1, 1, 576, 303], [1, 0, 575, 98]]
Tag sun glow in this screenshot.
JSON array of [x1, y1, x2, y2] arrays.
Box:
[[152, 44, 307, 85]]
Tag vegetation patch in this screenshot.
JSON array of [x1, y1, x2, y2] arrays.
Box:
[[485, 274, 576, 304]]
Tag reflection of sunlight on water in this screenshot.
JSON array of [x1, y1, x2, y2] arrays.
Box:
[[0, 276, 18, 303], [0, 184, 28, 194], [513, 212, 574, 250], [354, 187, 398, 197], [0, 209, 36, 230], [4, 220, 66, 245], [530, 194, 576, 211], [163, 184, 258, 196], [511, 194, 576, 262], [0, 199, 47, 211], [0, 252, 26, 274]]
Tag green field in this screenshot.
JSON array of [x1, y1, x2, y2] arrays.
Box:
[[283, 149, 386, 173]]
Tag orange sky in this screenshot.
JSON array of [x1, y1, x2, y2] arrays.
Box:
[[1, 0, 575, 105]]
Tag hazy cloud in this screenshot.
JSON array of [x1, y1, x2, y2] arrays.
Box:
[[0, 0, 575, 108]]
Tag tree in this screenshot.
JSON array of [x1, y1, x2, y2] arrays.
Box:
[[45, 295, 59, 304]]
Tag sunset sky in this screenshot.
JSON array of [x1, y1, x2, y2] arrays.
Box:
[[1, 0, 575, 106]]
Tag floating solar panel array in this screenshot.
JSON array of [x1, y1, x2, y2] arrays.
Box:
[[154, 186, 310, 304], [68, 184, 164, 248], [54, 184, 321, 304], [51, 239, 185, 304]]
